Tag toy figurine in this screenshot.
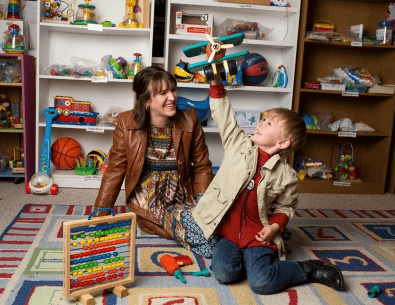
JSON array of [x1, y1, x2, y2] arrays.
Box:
[[119, 0, 144, 28], [2, 23, 26, 54]]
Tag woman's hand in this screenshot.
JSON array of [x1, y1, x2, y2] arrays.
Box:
[[255, 223, 280, 244]]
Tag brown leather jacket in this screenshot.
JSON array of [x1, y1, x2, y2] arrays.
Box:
[[94, 108, 213, 239]]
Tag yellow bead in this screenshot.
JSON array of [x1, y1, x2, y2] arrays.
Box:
[[72, 242, 78, 247]]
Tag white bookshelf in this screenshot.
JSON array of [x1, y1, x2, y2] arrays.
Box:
[[35, 0, 154, 188], [164, 0, 301, 166]]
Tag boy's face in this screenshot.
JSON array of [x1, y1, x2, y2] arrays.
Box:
[[251, 114, 289, 153]]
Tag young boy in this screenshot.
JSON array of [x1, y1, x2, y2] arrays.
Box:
[[192, 75, 344, 295]]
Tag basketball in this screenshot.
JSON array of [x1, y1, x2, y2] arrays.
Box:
[[51, 137, 82, 170], [241, 53, 269, 86]]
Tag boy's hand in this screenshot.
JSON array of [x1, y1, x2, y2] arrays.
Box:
[[255, 223, 280, 244]]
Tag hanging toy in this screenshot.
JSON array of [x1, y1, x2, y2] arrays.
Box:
[[127, 52, 145, 79]]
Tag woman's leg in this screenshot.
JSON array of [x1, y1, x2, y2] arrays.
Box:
[[181, 210, 219, 258], [244, 246, 306, 295], [211, 237, 246, 284]]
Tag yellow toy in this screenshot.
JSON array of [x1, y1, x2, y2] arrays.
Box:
[[119, 0, 144, 28]]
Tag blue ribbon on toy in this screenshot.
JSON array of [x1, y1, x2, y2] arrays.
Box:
[[88, 208, 115, 220]]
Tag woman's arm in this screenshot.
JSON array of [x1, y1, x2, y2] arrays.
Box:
[[94, 114, 128, 216], [190, 112, 213, 195]]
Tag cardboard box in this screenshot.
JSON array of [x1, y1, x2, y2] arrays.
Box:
[[175, 12, 213, 35], [367, 84, 395, 94], [320, 83, 346, 91], [217, 0, 270, 5]]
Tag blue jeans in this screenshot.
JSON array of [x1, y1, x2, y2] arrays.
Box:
[[211, 237, 307, 295]]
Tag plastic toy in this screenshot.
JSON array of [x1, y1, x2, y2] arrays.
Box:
[[109, 56, 127, 79], [74, 0, 97, 25], [127, 52, 144, 79], [159, 254, 186, 283], [25, 107, 59, 195], [271, 0, 289, 7], [119, 0, 144, 28], [178, 95, 210, 124], [271, 65, 288, 88], [74, 156, 97, 176], [2, 23, 26, 54], [173, 60, 194, 83], [221, 62, 242, 85], [25, 172, 58, 195], [53, 95, 99, 125], [51, 137, 82, 170], [221, 19, 272, 39], [367, 284, 382, 298], [100, 20, 115, 27], [192, 72, 207, 83], [11, 100, 22, 128], [86, 149, 106, 169], [173, 255, 193, 266], [0, 105, 10, 128], [182, 32, 250, 82], [39, 107, 58, 175], [6, 0, 20, 19], [192, 268, 210, 277]]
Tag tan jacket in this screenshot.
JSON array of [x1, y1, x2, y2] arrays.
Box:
[[95, 109, 213, 234], [192, 95, 299, 260]]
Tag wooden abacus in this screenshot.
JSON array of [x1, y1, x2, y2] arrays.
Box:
[[63, 208, 136, 305]]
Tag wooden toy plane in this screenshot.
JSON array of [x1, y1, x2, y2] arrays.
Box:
[[182, 32, 249, 82]]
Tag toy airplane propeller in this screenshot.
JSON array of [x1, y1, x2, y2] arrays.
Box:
[[205, 34, 234, 63], [182, 32, 249, 82]]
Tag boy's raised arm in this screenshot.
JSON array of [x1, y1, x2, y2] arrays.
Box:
[[209, 70, 247, 150]]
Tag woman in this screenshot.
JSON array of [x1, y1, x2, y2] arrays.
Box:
[[94, 66, 216, 257]]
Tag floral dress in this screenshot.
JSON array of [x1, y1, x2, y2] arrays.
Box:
[[138, 124, 218, 258]]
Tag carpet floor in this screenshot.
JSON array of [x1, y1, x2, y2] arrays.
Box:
[[0, 204, 395, 304]]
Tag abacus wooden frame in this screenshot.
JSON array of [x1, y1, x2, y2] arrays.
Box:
[[62, 212, 136, 299]]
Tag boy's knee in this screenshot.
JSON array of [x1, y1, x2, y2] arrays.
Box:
[[248, 275, 278, 295], [211, 265, 242, 284]]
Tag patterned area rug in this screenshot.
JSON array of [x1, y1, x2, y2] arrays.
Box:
[[0, 204, 395, 305]]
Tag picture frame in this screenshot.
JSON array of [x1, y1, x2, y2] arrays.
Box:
[[234, 109, 260, 128]]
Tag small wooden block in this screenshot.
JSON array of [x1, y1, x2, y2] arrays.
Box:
[[112, 285, 128, 298], [80, 294, 95, 305]]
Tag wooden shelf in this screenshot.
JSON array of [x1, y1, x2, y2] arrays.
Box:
[[0, 82, 22, 87], [293, 0, 395, 194], [0, 127, 24, 133], [297, 178, 384, 194], [306, 130, 389, 137]]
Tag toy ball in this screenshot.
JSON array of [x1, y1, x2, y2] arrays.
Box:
[[174, 60, 194, 83], [87, 149, 106, 169], [241, 53, 269, 86], [51, 137, 82, 170]]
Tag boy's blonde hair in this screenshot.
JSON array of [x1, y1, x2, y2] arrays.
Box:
[[265, 108, 307, 158]]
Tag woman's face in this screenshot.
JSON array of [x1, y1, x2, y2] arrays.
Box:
[[146, 80, 178, 122]]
